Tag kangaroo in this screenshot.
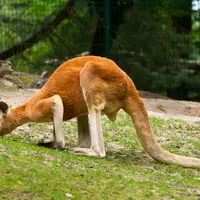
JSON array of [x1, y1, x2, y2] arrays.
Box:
[[0, 56, 200, 167]]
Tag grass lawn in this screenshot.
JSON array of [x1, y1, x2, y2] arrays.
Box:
[[0, 112, 200, 200]]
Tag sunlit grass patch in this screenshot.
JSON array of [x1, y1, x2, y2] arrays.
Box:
[[1, 112, 200, 199]]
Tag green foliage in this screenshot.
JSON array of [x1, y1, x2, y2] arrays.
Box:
[[0, 0, 199, 100], [192, 9, 200, 60], [116, 4, 192, 93], [0, 0, 95, 72]]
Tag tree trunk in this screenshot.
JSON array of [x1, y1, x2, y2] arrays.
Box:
[[90, 0, 133, 56]]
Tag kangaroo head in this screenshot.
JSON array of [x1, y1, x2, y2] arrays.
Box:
[[0, 101, 11, 136]]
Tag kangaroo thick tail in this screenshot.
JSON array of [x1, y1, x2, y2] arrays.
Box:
[[123, 78, 200, 168]]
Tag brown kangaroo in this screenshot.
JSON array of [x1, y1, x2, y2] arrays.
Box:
[[0, 56, 200, 167]]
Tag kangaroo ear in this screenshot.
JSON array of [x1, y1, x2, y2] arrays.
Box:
[[0, 101, 9, 115]]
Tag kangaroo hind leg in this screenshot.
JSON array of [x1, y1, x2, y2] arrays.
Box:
[[72, 90, 106, 157], [72, 107, 105, 157], [72, 62, 107, 157]]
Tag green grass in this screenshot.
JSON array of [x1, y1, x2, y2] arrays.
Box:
[[1, 112, 200, 200], [15, 75, 34, 84]]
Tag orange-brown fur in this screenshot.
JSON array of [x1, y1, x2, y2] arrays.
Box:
[[0, 56, 200, 167]]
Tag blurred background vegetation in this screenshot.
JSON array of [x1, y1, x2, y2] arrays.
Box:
[[0, 0, 200, 101]]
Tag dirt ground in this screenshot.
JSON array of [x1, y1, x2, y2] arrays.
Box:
[[0, 89, 200, 123]]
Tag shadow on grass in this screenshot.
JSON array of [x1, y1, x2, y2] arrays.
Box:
[[105, 149, 157, 167]]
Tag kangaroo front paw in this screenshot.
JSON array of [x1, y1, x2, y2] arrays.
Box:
[[38, 141, 65, 150], [38, 141, 55, 148]]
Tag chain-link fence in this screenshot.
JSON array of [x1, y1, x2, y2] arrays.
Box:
[[0, 0, 200, 101]]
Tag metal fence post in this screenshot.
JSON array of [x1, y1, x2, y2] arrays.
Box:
[[104, 0, 110, 58]]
